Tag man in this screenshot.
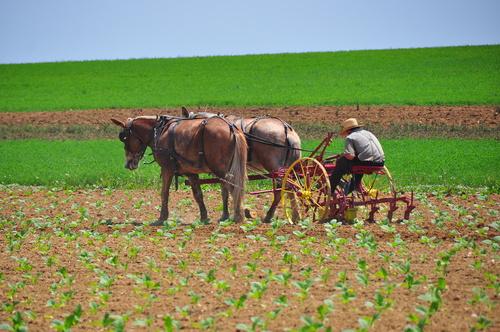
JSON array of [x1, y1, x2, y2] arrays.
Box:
[[330, 118, 385, 195]]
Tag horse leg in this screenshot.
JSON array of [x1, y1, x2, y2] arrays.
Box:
[[263, 182, 281, 223], [151, 168, 173, 226], [219, 184, 230, 222], [231, 184, 245, 223], [187, 175, 209, 223]]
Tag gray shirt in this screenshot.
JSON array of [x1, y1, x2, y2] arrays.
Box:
[[344, 128, 385, 162]]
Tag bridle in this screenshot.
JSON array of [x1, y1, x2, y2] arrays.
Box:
[[119, 122, 149, 161]]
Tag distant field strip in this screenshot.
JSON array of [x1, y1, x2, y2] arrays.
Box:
[[0, 45, 499, 112], [0, 139, 498, 189], [1, 123, 499, 140]]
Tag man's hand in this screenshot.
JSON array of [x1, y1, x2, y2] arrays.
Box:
[[324, 154, 340, 161], [343, 153, 355, 160]]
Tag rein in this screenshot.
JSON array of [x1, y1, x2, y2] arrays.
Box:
[[229, 115, 320, 154]]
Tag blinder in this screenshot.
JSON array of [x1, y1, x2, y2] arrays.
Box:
[[119, 125, 147, 161], [119, 128, 131, 142]]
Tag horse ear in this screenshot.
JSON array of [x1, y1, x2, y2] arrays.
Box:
[[181, 106, 189, 118], [111, 118, 125, 128]]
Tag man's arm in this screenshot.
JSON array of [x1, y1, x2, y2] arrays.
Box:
[[343, 137, 356, 160]]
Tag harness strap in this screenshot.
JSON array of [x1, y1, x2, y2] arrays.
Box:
[[154, 115, 237, 172], [241, 115, 294, 164], [245, 117, 261, 162], [198, 119, 208, 168], [166, 120, 181, 189], [155, 117, 197, 168], [283, 122, 291, 165]]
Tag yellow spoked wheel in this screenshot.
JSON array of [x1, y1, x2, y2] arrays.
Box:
[[281, 157, 331, 224]]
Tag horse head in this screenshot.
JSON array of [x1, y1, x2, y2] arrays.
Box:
[[111, 117, 155, 170], [180, 106, 223, 119]]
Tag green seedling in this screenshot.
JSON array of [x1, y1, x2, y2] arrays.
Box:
[[406, 278, 446, 331], [356, 259, 369, 287], [357, 313, 380, 332], [0, 311, 28, 332], [282, 252, 299, 268], [236, 316, 265, 332], [356, 229, 378, 253], [293, 279, 313, 301], [196, 269, 217, 284], [225, 294, 248, 310], [471, 315, 492, 331], [299, 315, 324, 331], [335, 271, 356, 304], [133, 316, 153, 328], [316, 299, 334, 321], [249, 281, 268, 300], [240, 219, 259, 232], [272, 272, 292, 287], [214, 280, 230, 294], [199, 316, 215, 330], [6, 282, 26, 301], [468, 287, 493, 309], [274, 295, 288, 307], [127, 273, 160, 291], [175, 305, 190, 318], [51, 304, 82, 332], [102, 312, 129, 332], [216, 247, 233, 261]]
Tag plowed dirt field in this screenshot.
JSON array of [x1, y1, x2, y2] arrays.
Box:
[[0, 106, 499, 331], [1, 186, 499, 331], [1, 105, 498, 127]]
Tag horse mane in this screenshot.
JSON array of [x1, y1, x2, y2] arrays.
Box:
[[124, 115, 158, 127], [134, 115, 158, 120]]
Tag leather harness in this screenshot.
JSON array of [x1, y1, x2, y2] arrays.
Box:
[[153, 115, 237, 176], [239, 115, 293, 164]]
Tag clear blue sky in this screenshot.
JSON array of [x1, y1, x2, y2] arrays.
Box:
[[1, 0, 499, 64]]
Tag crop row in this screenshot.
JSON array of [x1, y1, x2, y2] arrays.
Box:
[[0, 187, 498, 330]]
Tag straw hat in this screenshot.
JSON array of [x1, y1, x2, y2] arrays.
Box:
[[340, 118, 362, 135]]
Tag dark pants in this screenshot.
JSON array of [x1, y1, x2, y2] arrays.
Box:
[[330, 157, 384, 195]]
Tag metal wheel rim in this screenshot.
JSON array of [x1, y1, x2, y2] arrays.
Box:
[[281, 157, 331, 224]]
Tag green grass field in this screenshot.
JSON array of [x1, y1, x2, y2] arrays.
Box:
[[1, 45, 499, 112], [0, 139, 498, 190]]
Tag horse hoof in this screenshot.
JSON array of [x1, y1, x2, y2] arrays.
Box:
[[262, 217, 272, 224], [244, 209, 253, 219], [150, 220, 164, 226], [218, 215, 230, 222], [233, 215, 245, 223]]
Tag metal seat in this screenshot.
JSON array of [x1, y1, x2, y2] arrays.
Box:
[[351, 165, 385, 175]]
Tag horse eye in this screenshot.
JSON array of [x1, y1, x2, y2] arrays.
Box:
[[119, 132, 128, 142]]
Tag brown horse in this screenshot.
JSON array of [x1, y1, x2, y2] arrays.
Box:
[[111, 115, 247, 225], [181, 108, 301, 222]]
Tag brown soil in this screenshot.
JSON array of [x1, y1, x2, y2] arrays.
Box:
[[0, 187, 499, 331], [0, 105, 499, 128]]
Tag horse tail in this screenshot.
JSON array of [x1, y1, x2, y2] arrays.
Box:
[[227, 127, 248, 205]]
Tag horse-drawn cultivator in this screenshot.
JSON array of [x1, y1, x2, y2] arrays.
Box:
[[276, 132, 415, 223]]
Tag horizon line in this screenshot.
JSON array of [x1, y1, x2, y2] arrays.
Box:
[[1, 43, 499, 66]]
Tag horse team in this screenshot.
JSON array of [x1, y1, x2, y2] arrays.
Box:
[[111, 107, 301, 225]]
